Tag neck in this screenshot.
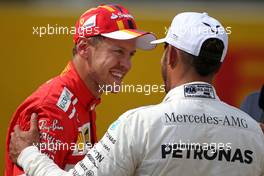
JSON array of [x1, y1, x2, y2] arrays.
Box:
[[72, 56, 102, 98], [169, 69, 213, 91]]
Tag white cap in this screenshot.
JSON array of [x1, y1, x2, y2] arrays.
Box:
[[101, 30, 157, 50], [151, 12, 228, 62]]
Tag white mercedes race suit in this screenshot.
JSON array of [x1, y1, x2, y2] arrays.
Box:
[[18, 82, 264, 176]]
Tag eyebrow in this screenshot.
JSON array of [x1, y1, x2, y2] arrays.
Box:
[[111, 45, 125, 50], [111, 45, 136, 54]]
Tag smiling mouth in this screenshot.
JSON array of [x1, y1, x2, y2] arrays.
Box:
[[110, 71, 124, 81]]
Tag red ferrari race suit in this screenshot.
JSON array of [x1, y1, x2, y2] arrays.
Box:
[[5, 61, 100, 176]]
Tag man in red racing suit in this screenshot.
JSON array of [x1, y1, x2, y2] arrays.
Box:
[[5, 3, 156, 176], [5, 62, 100, 175]]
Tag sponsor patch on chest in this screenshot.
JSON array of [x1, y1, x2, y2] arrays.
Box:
[[56, 87, 73, 112]]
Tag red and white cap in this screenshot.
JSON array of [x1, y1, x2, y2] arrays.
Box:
[[74, 4, 157, 50]]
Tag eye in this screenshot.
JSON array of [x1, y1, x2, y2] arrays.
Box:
[[130, 51, 136, 57], [113, 49, 124, 55]]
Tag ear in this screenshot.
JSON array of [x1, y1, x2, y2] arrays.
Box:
[[167, 45, 178, 69], [76, 39, 91, 58]]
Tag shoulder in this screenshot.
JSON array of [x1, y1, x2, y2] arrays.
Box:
[[241, 91, 260, 106], [219, 101, 262, 131], [221, 100, 254, 118], [111, 102, 167, 130], [246, 91, 260, 100], [32, 77, 78, 118], [20, 76, 62, 106], [15, 76, 75, 121], [119, 102, 165, 119]]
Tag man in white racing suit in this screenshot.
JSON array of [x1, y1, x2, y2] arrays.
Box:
[[9, 12, 264, 176]]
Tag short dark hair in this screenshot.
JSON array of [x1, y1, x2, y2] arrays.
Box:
[[72, 35, 105, 56], [181, 38, 224, 76]]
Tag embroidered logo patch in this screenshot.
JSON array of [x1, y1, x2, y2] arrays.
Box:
[[184, 84, 215, 99]]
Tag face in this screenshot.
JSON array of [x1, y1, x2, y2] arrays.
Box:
[[161, 43, 170, 93], [88, 38, 136, 93]]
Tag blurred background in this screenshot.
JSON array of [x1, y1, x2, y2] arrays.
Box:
[[1, 0, 263, 173]]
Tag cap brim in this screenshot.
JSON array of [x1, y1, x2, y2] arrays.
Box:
[[101, 29, 157, 50], [150, 38, 166, 44]]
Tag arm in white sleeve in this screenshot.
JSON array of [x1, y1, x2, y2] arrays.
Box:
[[18, 111, 141, 176], [18, 146, 68, 176]]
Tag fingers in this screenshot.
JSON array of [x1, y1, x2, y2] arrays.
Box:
[[10, 132, 15, 143], [9, 132, 18, 163], [9, 113, 39, 164], [9, 133, 15, 148], [29, 113, 38, 133], [13, 124, 21, 134]]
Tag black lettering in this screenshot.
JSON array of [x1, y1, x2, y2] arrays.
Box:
[[241, 119, 248, 128], [213, 116, 219, 125], [72, 169, 81, 176], [244, 150, 253, 164], [180, 144, 187, 150], [206, 115, 213, 124], [165, 113, 176, 122], [186, 145, 191, 159], [231, 149, 244, 163], [87, 154, 98, 168], [182, 115, 189, 123], [194, 115, 200, 123], [204, 149, 218, 160], [94, 150, 104, 162], [209, 144, 216, 152], [218, 143, 225, 150], [191, 143, 201, 151], [188, 115, 194, 123], [100, 140, 110, 152], [106, 132, 116, 144], [79, 161, 88, 171], [161, 144, 172, 158], [230, 116, 241, 127], [104, 144, 110, 152], [223, 116, 231, 126], [218, 149, 231, 161], [201, 114, 206, 123], [193, 148, 203, 159], [172, 144, 183, 158], [202, 143, 209, 151], [177, 115, 183, 122]]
